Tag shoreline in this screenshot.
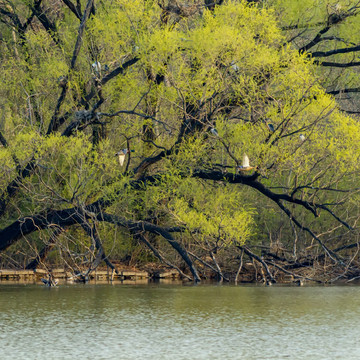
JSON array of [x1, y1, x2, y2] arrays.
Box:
[[0, 268, 358, 286]]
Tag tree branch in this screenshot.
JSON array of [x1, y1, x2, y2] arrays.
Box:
[[310, 44, 360, 58], [326, 87, 360, 95], [25, 226, 63, 269], [47, 0, 94, 134], [236, 245, 276, 283], [61, 0, 82, 20], [134, 232, 192, 281], [316, 60, 360, 68]]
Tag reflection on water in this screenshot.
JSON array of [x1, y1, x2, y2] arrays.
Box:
[[0, 284, 360, 359]]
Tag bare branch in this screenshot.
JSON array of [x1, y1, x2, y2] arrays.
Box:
[[61, 0, 82, 20]]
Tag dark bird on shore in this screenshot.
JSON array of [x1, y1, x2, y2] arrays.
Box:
[[41, 274, 58, 287], [294, 278, 304, 286]]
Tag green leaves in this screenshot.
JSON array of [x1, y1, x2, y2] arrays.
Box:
[[2, 0, 360, 270]]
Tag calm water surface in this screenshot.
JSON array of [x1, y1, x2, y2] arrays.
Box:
[[0, 283, 359, 359]]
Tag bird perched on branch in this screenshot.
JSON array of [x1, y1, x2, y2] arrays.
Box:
[[92, 61, 101, 76], [230, 61, 239, 71], [115, 149, 135, 166], [299, 134, 305, 142], [210, 127, 219, 136], [237, 154, 255, 171], [267, 123, 275, 133]]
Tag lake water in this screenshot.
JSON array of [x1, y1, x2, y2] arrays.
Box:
[[0, 283, 359, 359]]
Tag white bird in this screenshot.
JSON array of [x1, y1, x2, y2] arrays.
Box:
[[299, 134, 305, 142], [230, 61, 239, 71], [115, 149, 134, 166], [237, 154, 255, 171], [333, 3, 342, 13], [243, 154, 250, 168], [210, 128, 219, 136], [115, 149, 128, 166], [92, 61, 101, 74]]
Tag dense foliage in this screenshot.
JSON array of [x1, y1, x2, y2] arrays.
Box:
[[1, 0, 360, 282]]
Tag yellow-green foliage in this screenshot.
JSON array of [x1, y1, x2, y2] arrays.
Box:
[[269, 0, 360, 89], [169, 179, 254, 245]]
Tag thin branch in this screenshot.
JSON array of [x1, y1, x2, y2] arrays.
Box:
[[61, 0, 82, 20], [135, 232, 192, 281], [188, 250, 228, 280], [237, 245, 276, 283], [25, 227, 63, 269], [234, 248, 244, 283]]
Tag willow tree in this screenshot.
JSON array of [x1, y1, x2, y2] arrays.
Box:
[[1, 0, 360, 282], [268, 0, 360, 111]]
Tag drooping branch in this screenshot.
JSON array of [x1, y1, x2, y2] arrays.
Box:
[[317, 204, 354, 230], [80, 217, 119, 274], [61, 0, 82, 20], [25, 226, 64, 269], [101, 213, 201, 282], [192, 169, 350, 261], [0, 203, 200, 281], [274, 199, 340, 262], [134, 232, 192, 281], [192, 170, 316, 215], [80, 221, 105, 275], [236, 245, 276, 283], [188, 250, 229, 281]]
